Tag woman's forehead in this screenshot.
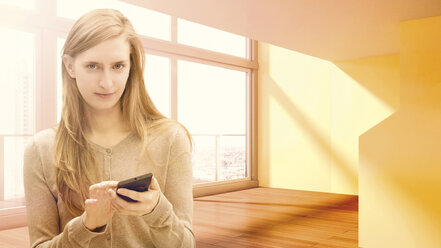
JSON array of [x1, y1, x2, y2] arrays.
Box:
[[77, 36, 130, 62]]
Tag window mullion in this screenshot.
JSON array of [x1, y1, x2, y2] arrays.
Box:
[[171, 16, 177, 43], [250, 40, 258, 181], [169, 16, 178, 121], [171, 57, 178, 120], [0, 135, 4, 201], [215, 135, 221, 182]]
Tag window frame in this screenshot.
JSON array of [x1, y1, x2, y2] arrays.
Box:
[[139, 37, 258, 196], [0, 0, 258, 229]]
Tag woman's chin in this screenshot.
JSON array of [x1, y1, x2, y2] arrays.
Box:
[[85, 101, 121, 113]]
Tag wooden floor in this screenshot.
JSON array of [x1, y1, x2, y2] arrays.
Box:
[[0, 187, 358, 248], [194, 187, 358, 248]]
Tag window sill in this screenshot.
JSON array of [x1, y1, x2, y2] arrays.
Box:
[[0, 202, 27, 231], [193, 179, 258, 197]]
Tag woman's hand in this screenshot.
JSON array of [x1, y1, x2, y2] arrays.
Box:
[[82, 181, 118, 231], [110, 176, 161, 216]]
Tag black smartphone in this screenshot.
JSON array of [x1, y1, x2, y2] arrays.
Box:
[[117, 173, 153, 202]]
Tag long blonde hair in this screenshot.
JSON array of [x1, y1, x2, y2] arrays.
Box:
[[55, 8, 192, 216]]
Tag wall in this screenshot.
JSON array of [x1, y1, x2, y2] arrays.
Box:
[[257, 42, 399, 195], [359, 16, 441, 248], [257, 42, 333, 192]]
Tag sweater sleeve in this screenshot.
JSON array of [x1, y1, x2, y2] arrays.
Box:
[[23, 139, 105, 248], [142, 126, 196, 248]]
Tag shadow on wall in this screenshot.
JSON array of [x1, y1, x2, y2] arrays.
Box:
[[258, 42, 399, 195], [258, 41, 336, 192], [333, 55, 400, 111], [267, 76, 355, 190]]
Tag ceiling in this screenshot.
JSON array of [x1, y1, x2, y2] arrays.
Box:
[[126, 0, 441, 61]]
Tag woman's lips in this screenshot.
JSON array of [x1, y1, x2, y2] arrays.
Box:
[[94, 92, 115, 99]]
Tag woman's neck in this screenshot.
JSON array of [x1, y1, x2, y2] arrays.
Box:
[[84, 104, 130, 137]]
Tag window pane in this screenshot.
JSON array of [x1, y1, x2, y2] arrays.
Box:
[[178, 18, 247, 58], [0, 28, 35, 135], [219, 136, 247, 180], [177, 60, 246, 135], [57, 0, 171, 41], [0, 0, 36, 11], [192, 136, 216, 184], [57, 38, 65, 121], [4, 136, 32, 200], [144, 54, 171, 118], [116, 2, 171, 41]]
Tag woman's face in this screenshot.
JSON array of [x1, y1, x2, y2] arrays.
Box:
[[64, 35, 131, 112]]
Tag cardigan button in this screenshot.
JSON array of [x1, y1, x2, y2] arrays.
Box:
[[106, 148, 111, 154]]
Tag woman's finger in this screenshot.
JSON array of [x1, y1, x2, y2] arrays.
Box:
[[149, 176, 160, 191], [89, 181, 119, 198], [84, 199, 98, 211], [113, 193, 135, 208], [90, 181, 118, 191], [102, 181, 118, 189], [85, 198, 97, 205], [112, 198, 133, 212], [117, 188, 142, 201], [108, 188, 118, 199]]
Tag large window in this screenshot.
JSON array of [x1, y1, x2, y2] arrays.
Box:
[[0, 0, 257, 229], [177, 61, 247, 183]]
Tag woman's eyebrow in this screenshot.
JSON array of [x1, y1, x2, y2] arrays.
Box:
[[112, 60, 129, 64], [83, 61, 100, 64], [82, 60, 129, 64]]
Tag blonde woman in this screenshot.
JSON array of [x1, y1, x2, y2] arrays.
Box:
[[23, 8, 195, 247]]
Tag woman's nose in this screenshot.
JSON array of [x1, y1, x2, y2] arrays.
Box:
[[99, 69, 113, 89]]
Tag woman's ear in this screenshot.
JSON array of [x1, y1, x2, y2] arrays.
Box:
[[62, 54, 76, 79]]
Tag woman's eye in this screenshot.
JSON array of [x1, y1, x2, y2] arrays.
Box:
[[87, 64, 97, 70], [114, 64, 124, 70]]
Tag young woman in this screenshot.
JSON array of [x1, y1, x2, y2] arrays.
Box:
[[23, 8, 195, 247]]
